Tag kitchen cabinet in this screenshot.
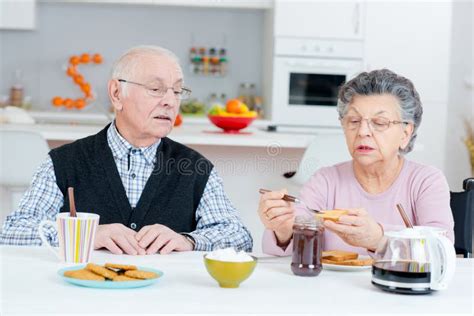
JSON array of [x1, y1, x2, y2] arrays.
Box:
[[364, 2, 453, 173], [274, 0, 364, 40], [0, 0, 36, 30], [364, 1, 452, 103]]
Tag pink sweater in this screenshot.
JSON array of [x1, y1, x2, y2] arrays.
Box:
[[262, 159, 455, 256]]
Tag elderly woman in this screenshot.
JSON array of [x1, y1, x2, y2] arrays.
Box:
[[259, 69, 454, 256]]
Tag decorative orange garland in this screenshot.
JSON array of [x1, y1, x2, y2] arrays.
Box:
[[51, 53, 103, 109]]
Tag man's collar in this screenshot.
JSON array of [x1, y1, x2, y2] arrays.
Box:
[[107, 121, 160, 165]]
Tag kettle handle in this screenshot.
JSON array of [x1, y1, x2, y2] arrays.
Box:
[[431, 234, 456, 290]]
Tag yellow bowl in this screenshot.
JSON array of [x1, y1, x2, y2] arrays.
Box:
[[203, 255, 257, 288]]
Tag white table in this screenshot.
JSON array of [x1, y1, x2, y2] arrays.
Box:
[[1, 246, 473, 315]]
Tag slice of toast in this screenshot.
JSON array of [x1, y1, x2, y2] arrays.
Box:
[[322, 258, 374, 266], [322, 250, 359, 262], [316, 209, 348, 222]]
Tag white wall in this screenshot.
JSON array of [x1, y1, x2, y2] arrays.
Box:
[[445, 0, 473, 191], [188, 144, 304, 253]]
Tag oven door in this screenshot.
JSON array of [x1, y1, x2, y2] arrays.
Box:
[[272, 57, 362, 127]]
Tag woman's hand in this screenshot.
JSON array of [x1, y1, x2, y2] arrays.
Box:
[[258, 189, 295, 246], [323, 208, 383, 250]]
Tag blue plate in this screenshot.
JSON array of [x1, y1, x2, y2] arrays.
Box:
[[58, 265, 163, 289]]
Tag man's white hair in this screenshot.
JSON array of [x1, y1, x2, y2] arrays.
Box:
[[111, 45, 182, 96]]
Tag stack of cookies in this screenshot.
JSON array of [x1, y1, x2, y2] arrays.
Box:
[[64, 263, 159, 282]]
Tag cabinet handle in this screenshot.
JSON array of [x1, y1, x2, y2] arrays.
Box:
[[353, 3, 360, 35]]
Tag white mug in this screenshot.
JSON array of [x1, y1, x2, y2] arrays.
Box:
[[38, 212, 100, 264]]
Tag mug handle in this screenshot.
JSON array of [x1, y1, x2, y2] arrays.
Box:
[[430, 234, 456, 290], [38, 220, 61, 260]]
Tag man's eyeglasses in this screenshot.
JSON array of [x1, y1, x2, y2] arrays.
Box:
[[118, 79, 192, 100], [341, 116, 409, 132]]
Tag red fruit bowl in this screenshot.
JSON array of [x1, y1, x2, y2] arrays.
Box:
[[208, 115, 256, 133]]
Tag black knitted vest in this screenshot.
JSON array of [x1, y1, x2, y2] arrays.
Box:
[[49, 124, 213, 233]]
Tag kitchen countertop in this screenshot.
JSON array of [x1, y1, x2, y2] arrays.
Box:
[[0, 122, 340, 148]]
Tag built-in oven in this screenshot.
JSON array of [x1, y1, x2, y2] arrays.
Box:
[[271, 37, 364, 128]]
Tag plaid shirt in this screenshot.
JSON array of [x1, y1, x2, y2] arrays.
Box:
[[0, 123, 253, 252]]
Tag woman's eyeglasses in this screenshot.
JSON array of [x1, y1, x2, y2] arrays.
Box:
[[341, 116, 409, 132]]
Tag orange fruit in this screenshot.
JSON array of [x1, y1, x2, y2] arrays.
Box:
[[64, 98, 74, 109], [92, 53, 103, 64], [73, 74, 84, 85], [69, 56, 80, 66], [226, 99, 244, 114], [80, 53, 90, 64], [174, 113, 183, 127], [66, 66, 77, 77], [80, 83, 91, 93], [52, 96, 63, 107], [74, 98, 86, 109]]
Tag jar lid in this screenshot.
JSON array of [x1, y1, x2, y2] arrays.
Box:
[[294, 215, 322, 230]]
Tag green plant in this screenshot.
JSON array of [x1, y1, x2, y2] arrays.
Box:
[[465, 119, 474, 175]]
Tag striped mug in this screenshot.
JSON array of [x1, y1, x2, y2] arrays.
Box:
[[38, 212, 100, 264]]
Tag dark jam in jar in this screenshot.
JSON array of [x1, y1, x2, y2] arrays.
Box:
[[291, 216, 324, 277]]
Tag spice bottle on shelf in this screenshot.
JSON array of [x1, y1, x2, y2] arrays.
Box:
[[198, 47, 206, 74], [219, 48, 227, 76], [237, 83, 249, 106], [9, 69, 24, 107], [189, 47, 200, 74], [220, 93, 227, 105], [209, 48, 220, 75]]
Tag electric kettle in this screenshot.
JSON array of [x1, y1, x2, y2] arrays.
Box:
[[371, 226, 456, 294]]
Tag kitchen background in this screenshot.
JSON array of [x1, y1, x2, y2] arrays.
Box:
[[0, 2, 265, 111], [0, 0, 472, 252]]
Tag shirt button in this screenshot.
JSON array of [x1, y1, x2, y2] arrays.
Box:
[[131, 173, 136, 179], [131, 149, 138, 154], [130, 223, 137, 229]]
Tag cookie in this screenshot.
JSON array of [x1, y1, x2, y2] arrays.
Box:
[[124, 270, 158, 280], [64, 269, 105, 281], [113, 275, 140, 282], [86, 263, 118, 279], [105, 263, 137, 271]]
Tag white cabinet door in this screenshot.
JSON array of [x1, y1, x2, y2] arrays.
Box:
[[274, 0, 364, 40], [364, 1, 452, 103], [0, 0, 36, 30]]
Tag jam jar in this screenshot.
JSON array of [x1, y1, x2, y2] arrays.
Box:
[[291, 215, 324, 276]]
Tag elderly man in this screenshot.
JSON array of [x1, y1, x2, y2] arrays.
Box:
[[0, 45, 253, 255]]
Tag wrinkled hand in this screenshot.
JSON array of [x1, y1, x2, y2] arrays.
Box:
[[258, 189, 295, 246], [323, 208, 383, 250], [94, 223, 146, 255], [136, 224, 193, 255]]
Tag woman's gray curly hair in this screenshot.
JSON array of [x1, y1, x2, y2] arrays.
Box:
[[336, 69, 423, 154]]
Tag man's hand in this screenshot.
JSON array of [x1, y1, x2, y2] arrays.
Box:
[[136, 224, 194, 255], [94, 223, 146, 255]]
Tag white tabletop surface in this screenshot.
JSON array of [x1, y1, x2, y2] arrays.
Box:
[[0, 246, 473, 315]]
